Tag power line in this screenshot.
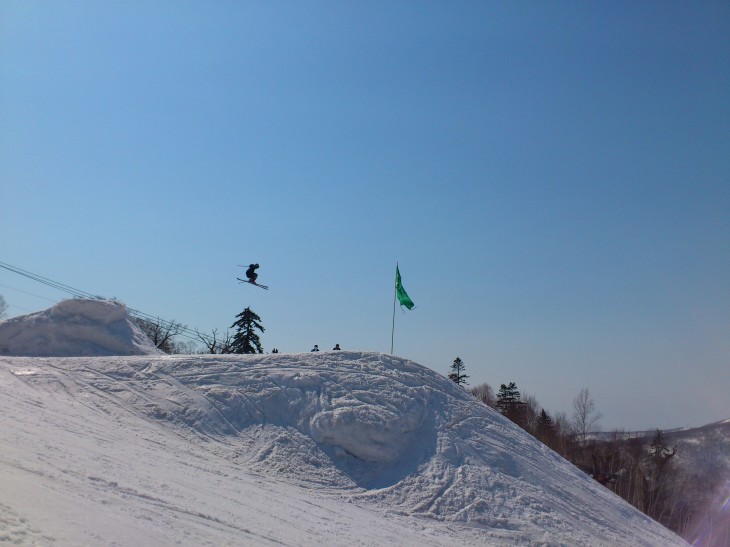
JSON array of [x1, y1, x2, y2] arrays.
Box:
[[0, 261, 98, 300], [0, 282, 58, 303], [0, 260, 215, 347]]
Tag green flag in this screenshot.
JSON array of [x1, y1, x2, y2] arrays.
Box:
[[395, 265, 415, 310]]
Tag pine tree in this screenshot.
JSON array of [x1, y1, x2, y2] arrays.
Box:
[[535, 408, 557, 447], [496, 382, 520, 409], [496, 382, 527, 428], [230, 307, 265, 354], [648, 429, 676, 463], [448, 357, 469, 385]]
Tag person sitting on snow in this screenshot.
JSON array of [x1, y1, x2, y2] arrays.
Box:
[[311, 345, 319, 352], [332, 344, 341, 351]]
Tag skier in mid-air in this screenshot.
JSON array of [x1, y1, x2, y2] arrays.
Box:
[[237, 263, 268, 289], [245, 264, 259, 283]]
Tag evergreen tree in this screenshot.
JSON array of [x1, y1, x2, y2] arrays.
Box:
[[535, 408, 557, 447], [496, 382, 527, 428], [230, 307, 265, 354], [496, 382, 520, 408], [448, 357, 469, 385], [648, 429, 676, 463]]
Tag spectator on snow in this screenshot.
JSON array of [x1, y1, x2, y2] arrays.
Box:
[[332, 344, 341, 351], [311, 345, 319, 352]]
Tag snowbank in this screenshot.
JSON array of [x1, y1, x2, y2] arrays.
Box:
[[0, 298, 161, 356], [0, 350, 686, 546]]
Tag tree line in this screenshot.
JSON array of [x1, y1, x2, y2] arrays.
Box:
[[449, 357, 727, 545], [135, 306, 265, 355]]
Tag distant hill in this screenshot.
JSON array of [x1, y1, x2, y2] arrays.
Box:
[[590, 420, 729, 545], [664, 419, 730, 463], [651, 420, 729, 545]]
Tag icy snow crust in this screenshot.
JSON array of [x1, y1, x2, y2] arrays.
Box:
[[0, 298, 160, 356], [0, 350, 685, 545]]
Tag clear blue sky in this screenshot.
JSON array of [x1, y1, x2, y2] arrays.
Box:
[[2, 1, 728, 430]]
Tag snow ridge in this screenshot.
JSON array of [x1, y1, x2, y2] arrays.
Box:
[[1, 350, 686, 546], [0, 299, 161, 356]]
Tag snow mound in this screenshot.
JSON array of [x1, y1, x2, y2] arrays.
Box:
[[0, 298, 161, 357], [0, 351, 685, 545]]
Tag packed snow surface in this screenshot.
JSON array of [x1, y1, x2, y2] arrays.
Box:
[[0, 300, 685, 545], [0, 299, 160, 356]]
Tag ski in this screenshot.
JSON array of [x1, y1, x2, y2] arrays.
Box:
[[237, 278, 269, 290]]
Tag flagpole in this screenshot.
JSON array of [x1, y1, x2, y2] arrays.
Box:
[[391, 262, 397, 354]]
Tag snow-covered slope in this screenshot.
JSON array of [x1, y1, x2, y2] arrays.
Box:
[[666, 420, 730, 469], [0, 298, 160, 357], [0, 299, 685, 545], [0, 350, 685, 545]]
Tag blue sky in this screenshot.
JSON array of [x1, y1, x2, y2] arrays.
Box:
[[2, 1, 728, 430]]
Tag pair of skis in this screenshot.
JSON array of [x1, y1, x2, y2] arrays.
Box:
[[236, 265, 268, 290], [237, 277, 269, 290]]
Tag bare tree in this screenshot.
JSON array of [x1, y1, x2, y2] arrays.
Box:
[[135, 317, 187, 354], [469, 382, 496, 408], [522, 392, 541, 434], [195, 327, 233, 354], [572, 387, 602, 445], [552, 411, 573, 457], [0, 295, 7, 319], [170, 340, 199, 354]]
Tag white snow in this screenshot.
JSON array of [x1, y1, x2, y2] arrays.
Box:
[[0, 298, 161, 357], [0, 299, 686, 545]]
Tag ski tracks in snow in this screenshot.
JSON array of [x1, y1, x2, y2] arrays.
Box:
[[0, 352, 687, 546], [0, 502, 54, 545]]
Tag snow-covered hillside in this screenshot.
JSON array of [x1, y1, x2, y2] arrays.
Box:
[[661, 420, 730, 545], [0, 298, 160, 357], [666, 420, 730, 472], [0, 300, 686, 545]]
